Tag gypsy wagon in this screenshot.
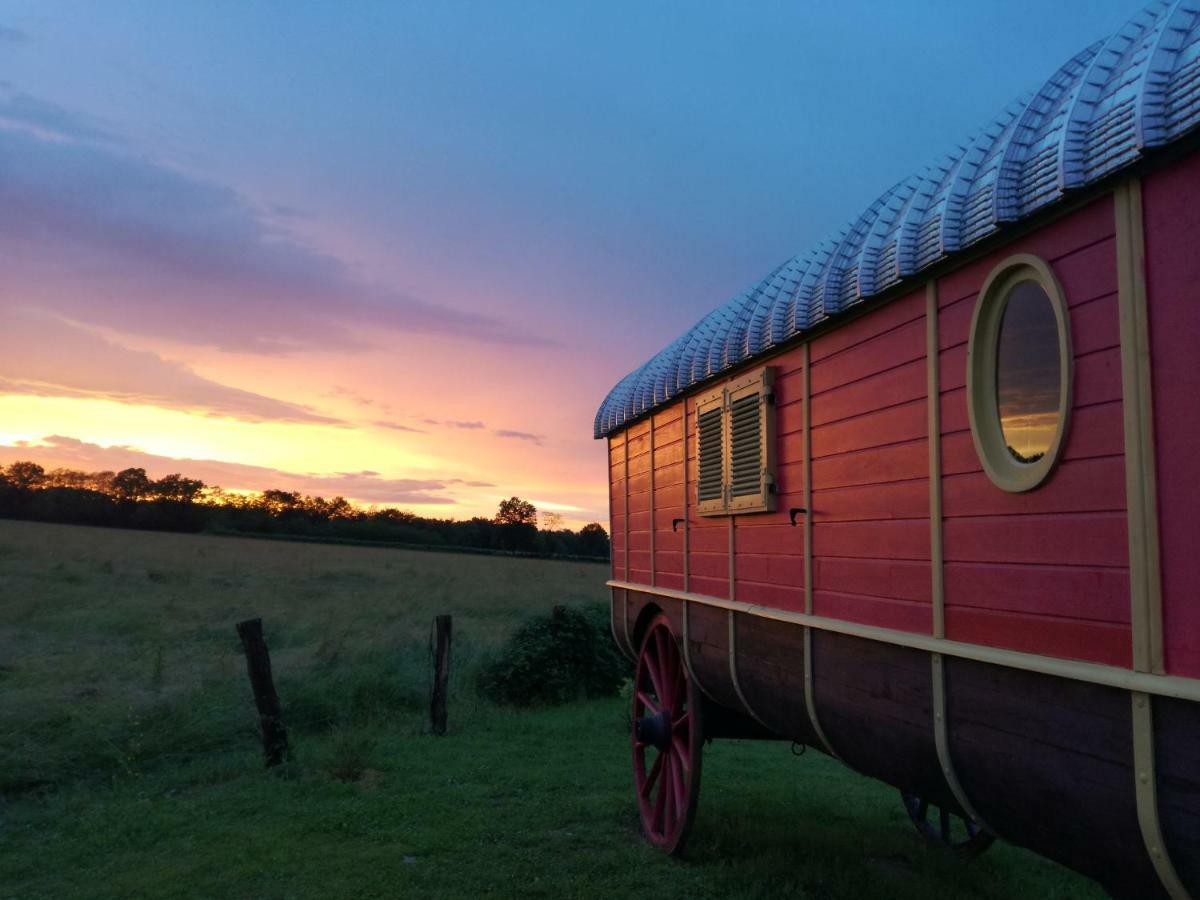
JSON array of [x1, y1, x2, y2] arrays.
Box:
[[594, 2, 1200, 897]]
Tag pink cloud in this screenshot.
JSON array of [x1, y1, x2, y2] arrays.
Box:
[[0, 435, 497, 505], [0, 309, 341, 425]]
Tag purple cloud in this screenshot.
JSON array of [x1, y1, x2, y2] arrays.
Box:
[[0, 92, 556, 354], [494, 429, 544, 446], [373, 420, 426, 433]]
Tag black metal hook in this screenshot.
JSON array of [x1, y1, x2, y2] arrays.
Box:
[[789, 507, 807, 526], [672, 518, 685, 532]]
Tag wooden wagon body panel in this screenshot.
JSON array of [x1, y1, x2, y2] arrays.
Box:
[[602, 168, 1200, 896], [598, 5, 1200, 894], [1145, 151, 1200, 681]]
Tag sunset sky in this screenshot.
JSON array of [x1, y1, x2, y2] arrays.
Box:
[[0, 1, 1135, 527]]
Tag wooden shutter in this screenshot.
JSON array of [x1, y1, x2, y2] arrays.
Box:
[[694, 367, 775, 517], [695, 387, 726, 515], [727, 367, 776, 513]]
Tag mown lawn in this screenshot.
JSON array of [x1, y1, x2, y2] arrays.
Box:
[[0, 521, 1104, 898]]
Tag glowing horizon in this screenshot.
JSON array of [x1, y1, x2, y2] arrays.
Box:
[[0, 2, 1136, 533]]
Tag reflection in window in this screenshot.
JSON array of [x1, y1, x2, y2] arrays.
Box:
[[995, 281, 1062, 463]]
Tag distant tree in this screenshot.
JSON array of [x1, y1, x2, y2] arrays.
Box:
[[46, 467, 91, 489], [88, 470, 116, 494], [495, 496, 537, 527], [261, 489, 304, 518], [540, 510, 564, 531], [111, 467, 153, 502], [577, 522, 610, 558], [494, 496, 538, 552], [5, 461, 46, 491], [153, 473, 205, 503]]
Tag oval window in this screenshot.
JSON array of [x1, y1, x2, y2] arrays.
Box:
[[967, 256, 1072, 493]]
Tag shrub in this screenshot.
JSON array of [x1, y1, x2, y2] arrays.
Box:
[[477, 603, 628, 706]]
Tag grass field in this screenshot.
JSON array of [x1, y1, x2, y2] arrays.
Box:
[[0, 520, 1104, 898]]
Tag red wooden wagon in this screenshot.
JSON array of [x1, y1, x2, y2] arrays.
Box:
[[594, 3, 1200, 897]]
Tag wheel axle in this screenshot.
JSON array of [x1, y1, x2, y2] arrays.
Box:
[[634, 710, 673, 751]]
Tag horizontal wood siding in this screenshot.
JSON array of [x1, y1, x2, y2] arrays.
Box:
[[652, 408, 685, 590], [735, 349, 806, 610], [936, 197, 1132, 666], [733, 612, 821, 746], [686, 395, 730, 599], [1143, 154, 1200, 678], [625, 420, 653, 584], [809, 289, 933, 633], [812, 631, 950, 803], [945, 658, 1163, 898], [1154, 695, 1200, 891], [608, 433, 625, 581]]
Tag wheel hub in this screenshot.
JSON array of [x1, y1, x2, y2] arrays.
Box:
[[635, 709, 672, 751]]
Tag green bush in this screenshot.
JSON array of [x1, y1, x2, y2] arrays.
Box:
[[477, 603, 628, 706]]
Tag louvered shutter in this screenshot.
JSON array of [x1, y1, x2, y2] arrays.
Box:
[[727, 368, 776, 513], [694, 367, 775, 517], [695, 388, 726, 515]]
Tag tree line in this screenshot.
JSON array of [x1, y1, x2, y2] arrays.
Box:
[[0, 461, 609, 560]]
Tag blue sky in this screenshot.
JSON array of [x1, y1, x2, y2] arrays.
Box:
[[0, 0, 1143, 521]]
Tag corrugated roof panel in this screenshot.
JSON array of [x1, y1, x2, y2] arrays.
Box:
[[595, 0, 1200, 438]]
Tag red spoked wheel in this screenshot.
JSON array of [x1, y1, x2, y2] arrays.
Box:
[[632, 613, 702, 855]]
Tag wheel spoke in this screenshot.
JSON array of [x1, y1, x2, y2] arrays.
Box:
[[670, 745, 686, 814], [637, 691, 660, 715], [672, 711, 688, 731], [939, 807, 951, 843], [652, 756, 668, 833], [640, 751, 663, 799], [672, 733, 690, 773], [645, 652, 666, 703], [654, 629, 673, 706]]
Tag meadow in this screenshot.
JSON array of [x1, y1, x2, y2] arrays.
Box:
[[0, 520, 1103, 899]]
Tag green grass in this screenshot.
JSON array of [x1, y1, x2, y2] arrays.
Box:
[[0, 520, 1104, 898]]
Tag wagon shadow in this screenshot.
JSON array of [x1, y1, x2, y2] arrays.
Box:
[[645, 740, 1103, 900]]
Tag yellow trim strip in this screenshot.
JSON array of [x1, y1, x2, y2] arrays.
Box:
[[802, 343, 814, 615], [804, 626, 840, 759], [1132, 693, 1190, 900], [927, 282, 946, 640], [649, 417, 656, 587], [606, 580, 1200, 703], [1116, 180, 1165, 676], [680, 599, 710, 697], [728, 610, 769, 728], [1117, 180, 1186, 899], [797, 343, 837, 756], [609, 586, 626, 659], [623, 431, 630, 581], [927, 282, 988, 829], [682, 399, 690, 591], [931, 653, 990, 831]]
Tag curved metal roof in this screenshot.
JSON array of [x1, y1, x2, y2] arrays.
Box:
[[595, 0, 1200, 438]]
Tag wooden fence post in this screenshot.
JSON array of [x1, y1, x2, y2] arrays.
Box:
[[236, 617, 289, 767], [430, 614, 453, 736]]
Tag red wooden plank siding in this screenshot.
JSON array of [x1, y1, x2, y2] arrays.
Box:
[[1143, 154, 1200, 678], [809, 288, 933, 633], [936, 196, 1132, 667], [608, 433, 625, 581], [685, 394, 729, 599], [653, 408, 685, 590], [625, 419, 652, 584], [735, 348, 806, 610]]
